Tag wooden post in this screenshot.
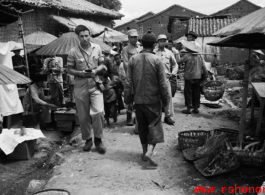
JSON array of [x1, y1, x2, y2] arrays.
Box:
[[239, 49, 251, 144]]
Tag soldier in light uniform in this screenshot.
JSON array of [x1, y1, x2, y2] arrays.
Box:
[[121, 29, 142, 126], [154, 34, 178, 126]]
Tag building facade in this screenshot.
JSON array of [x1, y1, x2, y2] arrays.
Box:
[[210, 0, 261, 17], [0, 0, 123, 42], [114, 12, 154, 35], [136, 4, 205, 39]]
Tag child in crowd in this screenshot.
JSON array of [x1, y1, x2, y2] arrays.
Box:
[[99, 70, 118, 126]]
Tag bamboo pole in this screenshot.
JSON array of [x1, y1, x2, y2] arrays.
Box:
[[18, 16, 33, 113], [239, 49, 251, 145]]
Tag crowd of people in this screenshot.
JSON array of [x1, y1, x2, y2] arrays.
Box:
[[10, 24, 265, 168], [7, 24, 211, 167]]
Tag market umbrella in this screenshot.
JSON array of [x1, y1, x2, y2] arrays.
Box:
[[35, 32, 111, 56], [23, 31, 57, 46], [208, 33, 265, 143], [208, 6, 265, 143], [0, 64, 31, 85]]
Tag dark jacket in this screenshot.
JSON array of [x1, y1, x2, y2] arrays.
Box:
[[124, 50, 170, 106]]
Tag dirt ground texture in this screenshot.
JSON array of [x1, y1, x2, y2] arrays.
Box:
[[42, 91, 264, 195]]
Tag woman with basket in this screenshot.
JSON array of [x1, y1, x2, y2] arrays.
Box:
[[177, 40, 208, 114]]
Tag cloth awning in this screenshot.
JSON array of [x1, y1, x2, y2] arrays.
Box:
[[50, 15, 76, 30], [50, 15, 128, 42]]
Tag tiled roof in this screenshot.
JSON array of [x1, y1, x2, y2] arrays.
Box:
[[213, 6, 265, 36], [2, 0, 123, 19], [188, 16, 238, 37], [210, 0, 261, 16]]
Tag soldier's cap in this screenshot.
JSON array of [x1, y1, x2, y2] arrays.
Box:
[[185, 31, 198, 39], [142, 31, 156, 43], [11, 46, 23, 52], [128, 29, 139, 37], [157, 34, 167, 41], [75, 25, 90, 35]]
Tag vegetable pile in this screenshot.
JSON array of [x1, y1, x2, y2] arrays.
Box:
[[201, 151, 239, 176], [196, 133, 227, 159]]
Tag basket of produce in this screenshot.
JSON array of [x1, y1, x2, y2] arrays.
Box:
[[182, 147, 199, 161], [203, 81, 225, 102], [216, 66, 227, 76], [31, 189, 70, 195], [195, 133, 227, 160], [227, 141, 265, 167], [212, 128, 239, 142], [178, 130, 210, 150], [194, 151, 240, 177]]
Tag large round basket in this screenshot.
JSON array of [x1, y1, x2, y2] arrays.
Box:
[[31, 189, 70, 195], [178, 130, 210, 150], [203, 81, 225, 102]]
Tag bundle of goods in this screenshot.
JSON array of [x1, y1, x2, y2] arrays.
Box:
[[195, 151, 240, 177], [212, 128, 239, 142], [227, 141, 265, 167], [178, 130, 210, 150], [195, 133, 227, 160], [203, 81, 225, 101], [182, 133, 227, 161]]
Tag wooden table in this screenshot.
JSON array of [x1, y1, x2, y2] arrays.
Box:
[[251, 82, 265, 136]]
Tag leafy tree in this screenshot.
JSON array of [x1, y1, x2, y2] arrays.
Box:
[[87, 0, 122, 11]]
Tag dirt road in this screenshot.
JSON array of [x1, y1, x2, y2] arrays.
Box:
[[44, 92, 246, 195]]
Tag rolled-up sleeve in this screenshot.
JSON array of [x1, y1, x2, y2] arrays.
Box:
[[157, 59, 170, 106], [67, 49, 76, 68]]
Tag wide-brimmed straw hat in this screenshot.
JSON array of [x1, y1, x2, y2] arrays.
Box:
[[253, 50, 264, 55], [11, 46, 23, 52], [181, 40, 201, 53]]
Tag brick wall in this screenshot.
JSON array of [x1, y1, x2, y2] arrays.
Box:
[[137, 5, 204, 40], [211, 0, 260, 17], [0, 8, 59, 42], [115, 13, 154, 33], [0, 7, 113, 42], [171, 19, 189, 40]]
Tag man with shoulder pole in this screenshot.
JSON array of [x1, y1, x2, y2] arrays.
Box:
[[67, 25, 107, 153], [125, 31, 170, 168], [154, 34, 178, 126], [177, 40, 208, 114]]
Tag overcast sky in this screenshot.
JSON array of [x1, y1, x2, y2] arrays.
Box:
[[115, 0, 265, 26]]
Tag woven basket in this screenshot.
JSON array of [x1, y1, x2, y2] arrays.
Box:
[[203, 81, 225, 101], [178, 130, 210, 150], [229, 141, 265, 167], [31, 189, 70, 195], [212, 128, 239, 142]]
